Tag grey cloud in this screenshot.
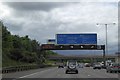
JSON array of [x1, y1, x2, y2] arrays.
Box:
[[118, 2, 120, 51], [3, 2, 75, 11], [3, 20, 24, 31], [2, 2, 78, 19]]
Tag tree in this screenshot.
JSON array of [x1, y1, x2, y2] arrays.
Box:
[[2, 21, 58, 66]]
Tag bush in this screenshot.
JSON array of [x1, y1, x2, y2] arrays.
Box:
[[20, 51, 36, 63], [9, 48, 23, 61]]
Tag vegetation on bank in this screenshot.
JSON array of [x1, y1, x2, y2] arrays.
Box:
[[1, 21, 58, 67]]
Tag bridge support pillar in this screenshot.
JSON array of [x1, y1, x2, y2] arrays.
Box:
[[90, 58, 94, 66], [103, 49, 106, 67]]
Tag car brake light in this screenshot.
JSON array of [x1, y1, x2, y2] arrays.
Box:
[[112, 66, 119, 68]]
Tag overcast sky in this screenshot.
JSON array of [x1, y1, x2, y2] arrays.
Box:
[[0, 1, 118, 55]]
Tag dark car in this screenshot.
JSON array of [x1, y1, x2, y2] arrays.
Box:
[[57, 63, 64, 68], [58, 65, 64, 68], [65, 60, 78, 74], [106, 63, 120, 73]]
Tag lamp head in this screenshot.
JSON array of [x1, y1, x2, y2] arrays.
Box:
[[113, 23, 116, 25]]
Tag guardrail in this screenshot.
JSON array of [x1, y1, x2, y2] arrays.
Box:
[[2, 64, 53, 74]]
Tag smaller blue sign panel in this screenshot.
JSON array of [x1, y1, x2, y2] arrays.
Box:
[[47, 39, 56, 44], [56, 34, 97, 45]]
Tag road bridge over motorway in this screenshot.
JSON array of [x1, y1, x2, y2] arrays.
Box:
[[41, 44, 107, 66], [47, 55, 117, 62]]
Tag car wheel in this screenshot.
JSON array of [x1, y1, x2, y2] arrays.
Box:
[[106, 70, 109, 73], [76, 70, 78, 74], [65, 70, 68, 74], [115, 71, 117, 73], [110, 71, 112, 73]]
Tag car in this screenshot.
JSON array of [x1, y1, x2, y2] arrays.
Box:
[[57, 63, 64, 68], [106, 63, 120, 73], [84, 63, 91, 67], [99, 62, 105, 69], [93, 63, 102, 69], [78, 63, 84, 68], [65, 60, 78, 74], [58, 65, 64, 68]]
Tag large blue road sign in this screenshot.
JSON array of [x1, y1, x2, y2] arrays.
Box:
[[56, 34, 97, 45]]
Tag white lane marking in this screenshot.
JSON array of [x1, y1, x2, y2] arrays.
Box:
[[19, 68, 53, 78], [88, 75, 91, 76], [19, 72, 40, 78], [57, 74, 61, 76]]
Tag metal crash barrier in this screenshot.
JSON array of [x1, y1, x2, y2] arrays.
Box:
[[2, 64, 52, 73]]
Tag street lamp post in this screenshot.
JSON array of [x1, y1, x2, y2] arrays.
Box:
[[96, 23, 116, 67]]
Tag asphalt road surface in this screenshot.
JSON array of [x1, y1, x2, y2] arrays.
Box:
[[2, 67, 120, 79]]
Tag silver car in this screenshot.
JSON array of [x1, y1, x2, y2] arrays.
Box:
[[78, 63, 84, 68], [65, 60, 78, 74], [93, 63, 102, 69]]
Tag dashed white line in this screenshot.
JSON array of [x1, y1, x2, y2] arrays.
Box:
[[18, 68, 53, 78], [19, 72, 40, 78]]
